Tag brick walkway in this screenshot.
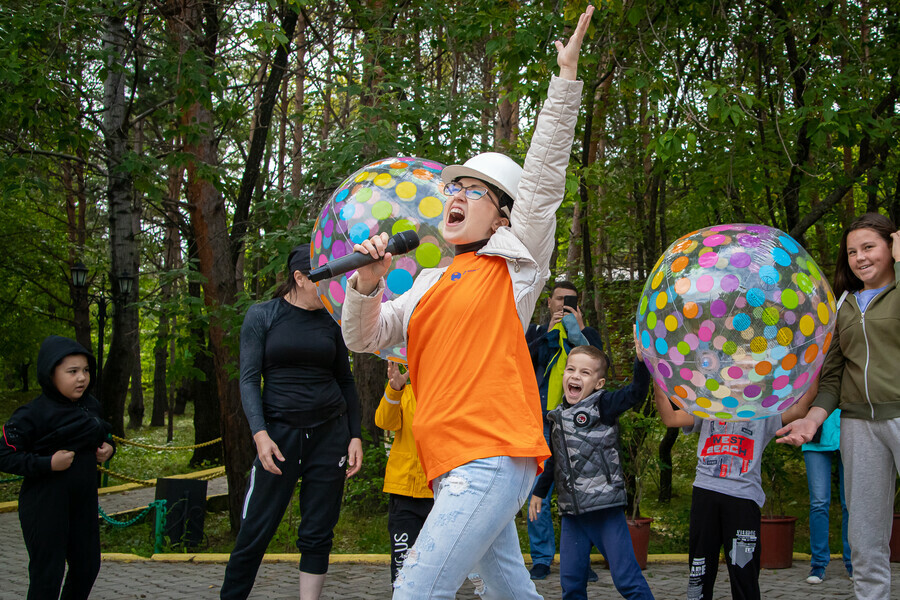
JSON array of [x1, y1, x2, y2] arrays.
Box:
[[0, 478, 894, 598]]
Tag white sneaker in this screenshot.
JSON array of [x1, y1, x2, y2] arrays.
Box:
[[806, 568, 826, 584]]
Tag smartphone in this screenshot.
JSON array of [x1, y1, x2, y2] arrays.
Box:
[[563, 295, 578, 311]]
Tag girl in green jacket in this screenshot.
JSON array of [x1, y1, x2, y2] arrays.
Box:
[[778, 213, 900, 600]]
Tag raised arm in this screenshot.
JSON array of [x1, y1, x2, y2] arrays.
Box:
[[556, 6, 594, 81], [510, 7, 593, 274], [652, 380, 694, 429]]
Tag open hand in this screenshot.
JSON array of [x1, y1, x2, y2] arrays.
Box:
[[346, 437, 363, 478], [556, 5, 595, 80], [528, 495, 543, 522], [387, 362, 409, 391], [775, 417, 818, 446], [253, 430, 286, 475]]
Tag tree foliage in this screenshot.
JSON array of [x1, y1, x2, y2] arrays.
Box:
[[0, 0, 897, 529]]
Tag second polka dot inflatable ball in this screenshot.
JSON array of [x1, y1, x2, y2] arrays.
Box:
[[311, 157, 454, 363], [636, 224, 836, 421]]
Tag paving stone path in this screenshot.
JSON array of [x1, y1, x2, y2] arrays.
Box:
[[0, 478, 894, 598]]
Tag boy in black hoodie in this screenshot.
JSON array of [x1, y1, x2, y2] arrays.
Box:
[[0, 335, 114, 600]]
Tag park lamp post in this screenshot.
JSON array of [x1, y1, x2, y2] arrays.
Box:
[[71, 261, 134, 401]]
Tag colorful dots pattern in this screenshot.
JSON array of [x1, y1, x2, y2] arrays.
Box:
[[636, 224, 836, 421], [311, 157, 453, 364]]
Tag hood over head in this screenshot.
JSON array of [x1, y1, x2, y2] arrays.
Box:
[[37, 335, 96, 401]]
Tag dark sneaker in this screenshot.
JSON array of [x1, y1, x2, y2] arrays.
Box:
[[530, 563, 551, 580], [586, 567, 599, 582], [806, 567, 826, 584]]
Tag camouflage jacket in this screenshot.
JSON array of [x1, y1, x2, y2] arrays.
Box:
[[534, 359, 650, 515]]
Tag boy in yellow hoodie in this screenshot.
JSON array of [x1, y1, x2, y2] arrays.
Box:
[[375, 362, 434, 583]]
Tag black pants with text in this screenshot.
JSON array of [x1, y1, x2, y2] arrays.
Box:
[[387, 493, 434, 583], [220, 416, 350, 600], [19, 452, 101, 600], [688, 486, 761, 600]]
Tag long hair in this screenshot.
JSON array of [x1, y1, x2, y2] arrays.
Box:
[[833, 212, 897, 298], [273, 274, 298, 299]]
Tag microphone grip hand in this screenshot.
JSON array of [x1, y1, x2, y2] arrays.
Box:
[[354, 232, 392, 295]]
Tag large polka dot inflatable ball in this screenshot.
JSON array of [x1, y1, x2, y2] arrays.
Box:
[[311, 157, 454, 363], [636, 224, 837, 421]]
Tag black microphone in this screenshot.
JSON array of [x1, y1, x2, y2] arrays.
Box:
[[308, 230, 421, 283]]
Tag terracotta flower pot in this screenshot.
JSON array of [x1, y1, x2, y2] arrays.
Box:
[[627, 517, 653, 570], [760, 516, 797, 569]]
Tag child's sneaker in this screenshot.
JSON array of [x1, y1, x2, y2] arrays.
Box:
[[806, 567, 826, 584], [529, 563, 550, 580]]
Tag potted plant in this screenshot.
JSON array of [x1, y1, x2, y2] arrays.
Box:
[[759, 441, 800, 569], [619, 401, 660, 570]]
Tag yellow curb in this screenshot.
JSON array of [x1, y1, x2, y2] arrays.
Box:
[[102, 553, 148, 562], [0, 501, 17, 514]]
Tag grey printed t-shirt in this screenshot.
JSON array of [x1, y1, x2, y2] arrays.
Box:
[[684, 416, 782, 508]]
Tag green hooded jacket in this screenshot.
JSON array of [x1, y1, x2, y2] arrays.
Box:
[[813, 262, 900, 420]]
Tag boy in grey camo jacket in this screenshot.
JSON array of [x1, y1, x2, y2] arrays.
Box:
[[529, 344, 654, 599]]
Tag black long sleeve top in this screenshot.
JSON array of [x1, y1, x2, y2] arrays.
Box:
[[240, 298, 361, 438]]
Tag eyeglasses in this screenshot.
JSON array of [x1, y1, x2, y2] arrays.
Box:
[[443, 181, 497, 204]]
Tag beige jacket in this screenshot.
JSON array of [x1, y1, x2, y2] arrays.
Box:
[[342, 75, 584, 352]]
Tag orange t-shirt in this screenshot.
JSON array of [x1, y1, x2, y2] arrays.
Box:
[[406, 251, 550, 482]]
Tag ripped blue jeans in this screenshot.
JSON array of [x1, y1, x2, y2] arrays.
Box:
[[392, 455, 542, 600]]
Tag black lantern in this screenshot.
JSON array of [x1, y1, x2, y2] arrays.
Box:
[[71, 261, 89, 290], [117, 271, 134, 298]]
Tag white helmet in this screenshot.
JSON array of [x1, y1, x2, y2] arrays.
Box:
[[441, 152, 523, 217]]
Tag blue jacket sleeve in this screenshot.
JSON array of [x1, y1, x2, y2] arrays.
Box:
[[239, 302, 269, 435], [526, 324, 547, 371], [532, 454, 555, 498], [581, 326, 603, 351], [332, 323, 362, 439], [0, 405, 53, 477], [599, 359, 651, 424]]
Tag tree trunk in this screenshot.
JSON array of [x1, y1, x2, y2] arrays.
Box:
[[19, 363, 29, 393], [290, 12, 306, 199], [100, 8, 138, 438], [164, 0, 253, 532], [62, 160, 91, 352], [127, 349, 144, 429], [151, 313, 168, 427], [351, 353, 386, 445]]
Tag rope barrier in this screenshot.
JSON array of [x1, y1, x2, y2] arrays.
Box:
[[96, 465, 155, 487], [0, 475, 23, 484], [110, 435, 222, 451], [98, 499, 166, 528], [196, 466, 226, 480]]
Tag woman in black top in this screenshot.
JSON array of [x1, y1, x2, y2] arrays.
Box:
[[221, 244, 362, 600]]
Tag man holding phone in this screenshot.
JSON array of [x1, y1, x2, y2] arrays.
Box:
[[524, 281, 604, 580]]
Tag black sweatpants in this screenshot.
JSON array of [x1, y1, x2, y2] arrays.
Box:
[[387, 494, 434, 583], [687, 486, 761, 600], [220, 415, 350, 600], [18, 451, 101, 600]]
